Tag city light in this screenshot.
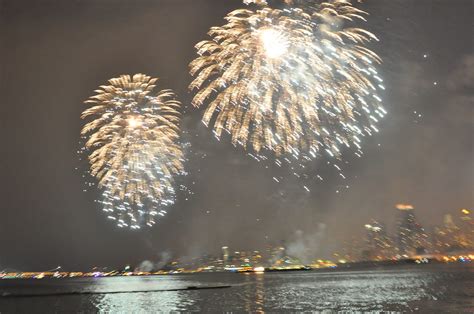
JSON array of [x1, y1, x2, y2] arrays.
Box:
[[396, 204, 414, 210]]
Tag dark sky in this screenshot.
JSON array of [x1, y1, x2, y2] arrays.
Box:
[[0, 0, 472, 270]]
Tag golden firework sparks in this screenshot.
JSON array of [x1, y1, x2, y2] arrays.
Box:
[[81, 74, 184, 229], [190, 0, 385, 161]]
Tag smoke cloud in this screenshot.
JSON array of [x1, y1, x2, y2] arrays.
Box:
[[134, 251, 172, 272], [286, 224, 327, 264]]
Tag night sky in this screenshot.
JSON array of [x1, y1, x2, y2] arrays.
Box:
[[0, 0, 472, 270]]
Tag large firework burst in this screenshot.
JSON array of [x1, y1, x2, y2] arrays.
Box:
[[190, 0, 385, 160], [81, 74, 184, 229]]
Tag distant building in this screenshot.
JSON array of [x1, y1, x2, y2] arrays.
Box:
[[444, 214, 459, 233], [222, 246, 229, 265], [250, 251, 263, 266], [396, 204, 428, 256], [433, 209, 473, 254], [265, 244, 286, 266], [363, 220, 394, 260], [340, 237, 364, 262], [458, 209, 473, 249]]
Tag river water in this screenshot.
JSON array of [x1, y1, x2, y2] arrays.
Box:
[[0, 264, 472, 312]]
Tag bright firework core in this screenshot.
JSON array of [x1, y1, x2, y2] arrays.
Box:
[[128, 117, 141, 128], [259, 28, 288, 58]]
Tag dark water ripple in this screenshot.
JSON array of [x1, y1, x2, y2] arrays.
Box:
[[0, 264, 472, 313]]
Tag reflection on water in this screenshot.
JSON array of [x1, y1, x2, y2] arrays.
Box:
[[262, 271, 436, 311], [93, 291, 197, 312], [243, 273, 265, 313], [255, 273, 265, 313], [0, 264, 472, 312], [90, 275, 202, 312]]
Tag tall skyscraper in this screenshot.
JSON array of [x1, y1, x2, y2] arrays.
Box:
[[396, 204, 415, 255], [396, 204, 428, 256], [222, 246, 229, 265], [458, 209, 473, 249]]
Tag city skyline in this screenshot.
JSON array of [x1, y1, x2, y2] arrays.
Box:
[[1, 204, 471, 272]]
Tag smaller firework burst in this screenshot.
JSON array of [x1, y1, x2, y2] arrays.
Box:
[[81, 74, 184, 229]]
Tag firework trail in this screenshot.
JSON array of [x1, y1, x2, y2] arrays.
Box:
[[190, 0, 386, 162], [81, 74, 184, 229]]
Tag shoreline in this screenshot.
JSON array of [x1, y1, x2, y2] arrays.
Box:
[[1, 258, 471, 281]]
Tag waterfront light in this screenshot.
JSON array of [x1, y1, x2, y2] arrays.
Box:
[[253, 266, 265, 273]]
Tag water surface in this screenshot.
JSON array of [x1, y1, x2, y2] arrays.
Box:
[[0, 264, 472, 312]]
